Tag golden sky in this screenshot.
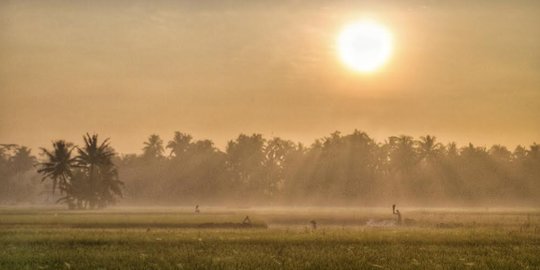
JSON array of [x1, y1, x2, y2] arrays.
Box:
[[1, 0, 539, 153]]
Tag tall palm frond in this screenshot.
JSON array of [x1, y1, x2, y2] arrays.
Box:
[[37, 140, 77, 194]]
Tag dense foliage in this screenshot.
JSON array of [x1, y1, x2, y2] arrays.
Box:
[[118, 131, 539, 206], [37, 134, 123, 209], [0, 144, 39, 204], [1, 130, 539, 206]]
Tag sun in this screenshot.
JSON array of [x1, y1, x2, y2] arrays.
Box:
[[337, 20, 393, 73]]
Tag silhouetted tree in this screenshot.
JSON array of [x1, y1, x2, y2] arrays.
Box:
[[10, 146, 35, 173], [0, 145, 37, 202], [37, 135, 122, 209], [264, 137, 297, 197], [26, 130, 540, 207], [167, 131, 192, 159], [142, 134, 164, 160], [417, 135, 442, 163], [489, 145, 512, 162], [38, 140, 77, 194], [77, 133, 122, 209], [387, 135, 418, 173], [226, 134, 266, 201]]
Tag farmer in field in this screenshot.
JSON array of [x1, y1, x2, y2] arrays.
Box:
[[393, 204, 402, 225], [195, 205, 200, 214]]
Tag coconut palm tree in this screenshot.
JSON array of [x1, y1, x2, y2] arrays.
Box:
[[38, 140, 77, 194], [56, 169, 89, 209], [10, 146, 36, 173], [417, 135, 442, 163], [387, 135, 417, 172], [77, 133, 119, 208], [143, 134, 164, 160], [166, 131, 192, 158], [94, 163, 123, 208]]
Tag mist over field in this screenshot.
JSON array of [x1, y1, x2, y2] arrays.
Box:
[[1, 1, 540, 269], [1, 0, 539, 209]]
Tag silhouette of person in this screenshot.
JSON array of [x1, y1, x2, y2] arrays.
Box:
[[242, 216, 251, 225], [393, 204, 402, 225], [310, 220, 317, 230], [195, 205, 200, 214]]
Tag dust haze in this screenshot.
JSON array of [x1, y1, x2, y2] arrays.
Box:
[[1, 0, 539, 153], [2, 2, 540, 269], [1, 0, 539, 209]]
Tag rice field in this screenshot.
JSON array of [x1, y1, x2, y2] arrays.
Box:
[[1, 207, 539, 269]]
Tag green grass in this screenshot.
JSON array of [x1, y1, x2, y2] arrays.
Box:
[[1, 207, 539, 269]]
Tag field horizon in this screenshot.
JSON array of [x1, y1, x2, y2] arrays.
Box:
[[1, 207, 539, 269], [1, 0, 539, 268]]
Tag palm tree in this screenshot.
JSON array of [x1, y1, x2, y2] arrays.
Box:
[[417, 135, 442, 162], [56, 169, 89, 209], [166, 131, 192, 158], [77, 133, 118, 208], [10, 146, 36, 173], [0, 144, 18, 179], [446, 142, 458, 157], [37, 134, 122, 209], [190, 139, 215, 153], [94, 163, 123, 208], [38, 140, 78, 194], [143, 134, 164, 160], [489, 145, 512, 162], [387, 135, 417, 172]]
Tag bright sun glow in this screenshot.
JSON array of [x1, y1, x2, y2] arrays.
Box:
[[338, 20, 393, 73]]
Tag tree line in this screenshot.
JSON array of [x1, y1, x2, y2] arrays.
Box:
[[0, 144, 37, 203], [119, 130, 539, 206], [37, 134, 123, 209], [1, 130, 539, 207], [1, 134, 123, 209]]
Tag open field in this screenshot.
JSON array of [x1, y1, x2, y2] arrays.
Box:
[[1, 207, 540, 269]]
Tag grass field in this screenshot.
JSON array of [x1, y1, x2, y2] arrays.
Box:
[[1, 207, 539, 269]]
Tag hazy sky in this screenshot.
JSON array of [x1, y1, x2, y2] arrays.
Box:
[[1, 0, 539, 154]]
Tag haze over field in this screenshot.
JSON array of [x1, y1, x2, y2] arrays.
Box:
[[1, 0, 539, 154], [1, 2, 540, 269]]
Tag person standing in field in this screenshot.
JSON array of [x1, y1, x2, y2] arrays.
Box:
[[393, 204, 402, 225], [242, 216, 251, 225]]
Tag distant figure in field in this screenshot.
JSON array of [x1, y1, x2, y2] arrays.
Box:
[[310, 220, 317, 230], [242, 216, 252, 225], [195, 205, 200, 214], [392, 204, 402, 225]]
